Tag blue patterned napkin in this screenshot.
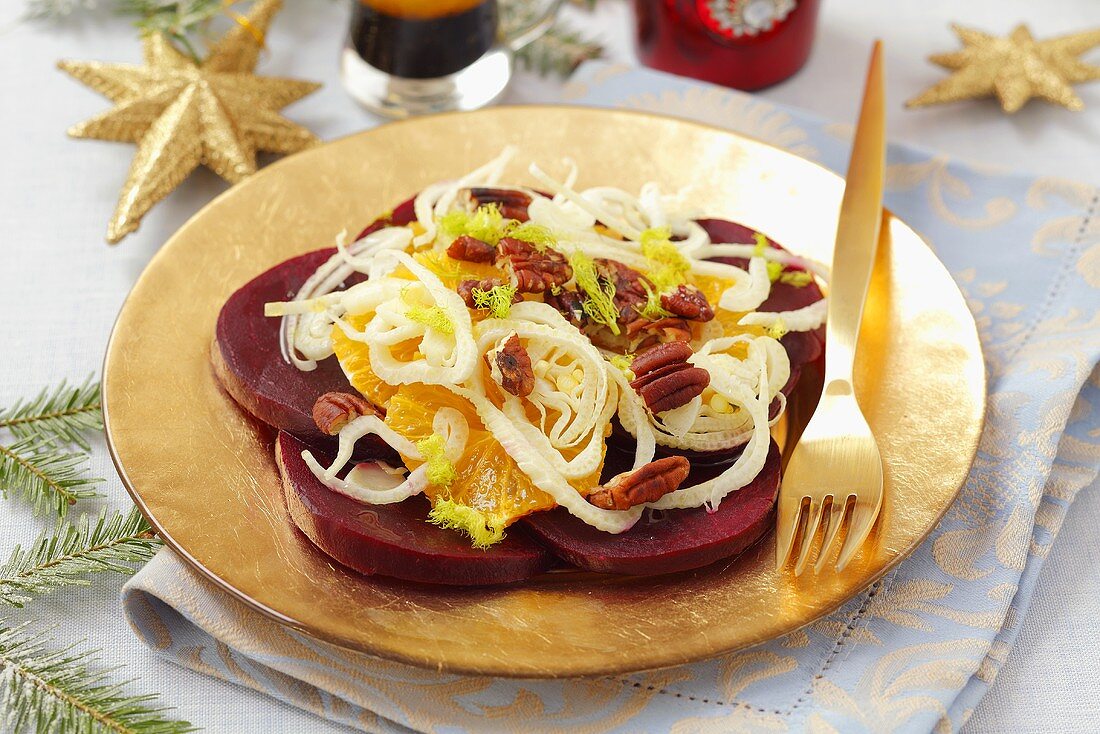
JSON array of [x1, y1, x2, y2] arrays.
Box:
[[122, 62, 1100, 733]]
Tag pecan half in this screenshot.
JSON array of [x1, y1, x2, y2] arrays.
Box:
[[457, 278, 522, 310], [469, 187, 533, 222], [447, 234, 496, 263], [491, 334, 535, 397], [629, 342, 710, 413], [661, 285, 714, 322], [625, 316, 691, 337], [312, 392, 384, 435], [627, 317, 693, 353], [594, 258, 650, 326], [587, 456, 691, 510], [630, 340, 694, 375], [497, 237, 572, 293], [545, 287, 588, 327]]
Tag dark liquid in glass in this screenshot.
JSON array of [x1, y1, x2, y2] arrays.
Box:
[[350, 0, 499, 79]]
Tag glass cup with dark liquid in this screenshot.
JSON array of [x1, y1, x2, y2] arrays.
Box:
[[342, 0, 562, 117]]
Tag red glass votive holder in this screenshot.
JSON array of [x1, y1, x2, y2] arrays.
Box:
[[634, 0, 822, 90]]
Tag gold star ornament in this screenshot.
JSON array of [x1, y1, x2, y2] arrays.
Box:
[[907, 24, 1100, 114], [58, 0, 321, 243]]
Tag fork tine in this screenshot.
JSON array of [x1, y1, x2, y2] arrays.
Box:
[[814, 496, 848, 573], [774, 494, 805, 570], [836, 499, 879, 571], [793, 500, 825, 576]]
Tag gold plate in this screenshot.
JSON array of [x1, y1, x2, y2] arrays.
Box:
[[104, 107, 985, 677]]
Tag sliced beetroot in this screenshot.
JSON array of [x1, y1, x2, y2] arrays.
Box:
[[355, 195, 417, 240], [697, 218, 826, 368], [214, 248, 385, 452], [214, 201, 416, 449], [277, 432, 556, 586], [215, 196, 420, 448], [524, 440, 781, 576], [696, 218, 761, 248]]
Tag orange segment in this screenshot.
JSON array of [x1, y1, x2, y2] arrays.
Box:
[[331, 249, 505, 405], [330, 314, 419, 406], [693, 273, 768, 344], [412, 249, 502, 289], [386, 385, 556, 526], [385, 384, 604, 528]]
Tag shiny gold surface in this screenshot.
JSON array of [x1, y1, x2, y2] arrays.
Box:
[[103, 107, 986, 678]]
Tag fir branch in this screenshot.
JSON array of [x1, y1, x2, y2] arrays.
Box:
[[0, 623, 195, 734], [115, 0, 228, 61], [0, 439, 102, 518], [517, 21, 604, 77], [0, 508, 159, 609], [0, 378, 102, 451]]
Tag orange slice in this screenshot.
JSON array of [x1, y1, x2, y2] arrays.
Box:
[[384, 383, 605, 528], [412, 249, 502, 289], [386, 385, 555, 524], [693, 273, 767, 349], [330, 313, 415, 406]]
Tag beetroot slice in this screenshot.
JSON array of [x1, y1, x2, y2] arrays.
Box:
[[697, 218, 826, 368], [213, 248, 373, 449], [523, 440, 781, 576], [355, 196, 417, 240], [277, 432, 555, 586], [213, 199, 419, 450]]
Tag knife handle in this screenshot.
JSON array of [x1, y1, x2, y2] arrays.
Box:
[[824, 41, 886, 386]]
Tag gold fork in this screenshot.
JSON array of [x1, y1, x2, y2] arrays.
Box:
[[775, 41, 886, 575]]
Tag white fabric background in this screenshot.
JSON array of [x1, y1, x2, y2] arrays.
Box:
[[0, 0, 1097, 731]]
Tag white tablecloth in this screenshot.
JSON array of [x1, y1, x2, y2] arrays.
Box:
[[1, 0, 1097, 730]]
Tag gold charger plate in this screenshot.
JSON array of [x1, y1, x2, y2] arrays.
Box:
[[104, 106, 985, 678]]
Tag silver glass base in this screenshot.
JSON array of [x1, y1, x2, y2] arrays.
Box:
[[340, 47, 514, 119]]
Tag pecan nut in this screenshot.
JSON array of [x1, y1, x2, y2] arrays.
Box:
[[457, 278, 522, 310], [634, 368, 710, 413], [629, 340, 694, 375], [497, 237, 572, 293], [594, 258, 650, 325], [660, 285, 714, 322], [491, 334, 535, 397], [447, 234, 496, 263], [629, 342, 710, 413], [587, 456, 691, 510], [629, 318, 693, 353], [626, 316, 692, 344], [468, 187, 533, 222], [312, 392, 384, 435], [544, 287, 588, 327]]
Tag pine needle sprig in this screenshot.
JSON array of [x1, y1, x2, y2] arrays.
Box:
[[0, 439, 102, 518], [0, 509, 159, 609], [0, 378, 103, 451], [115, 0, 229, 62], [0, 623, 196, 734], [516, 21, 605, 77]]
